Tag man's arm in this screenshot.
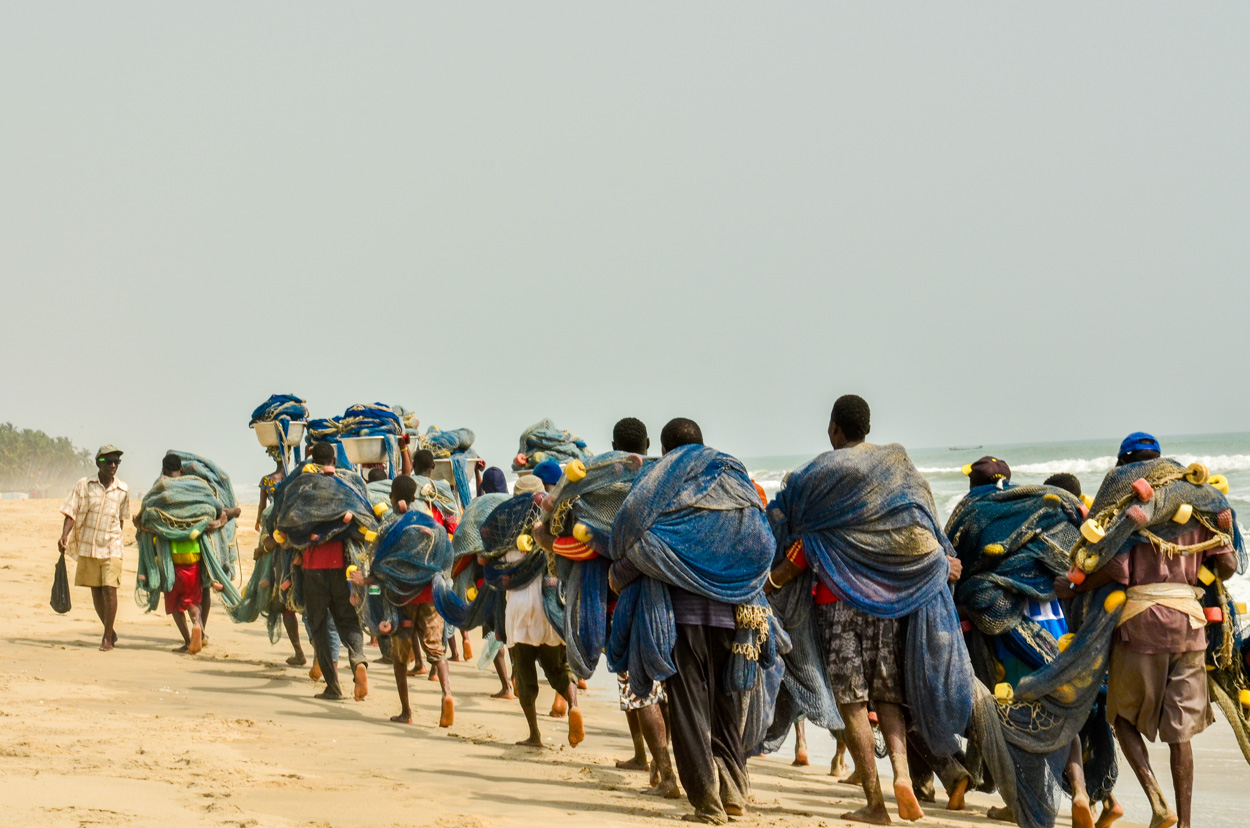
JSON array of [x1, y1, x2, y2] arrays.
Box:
[[58, 516, 74, 553]]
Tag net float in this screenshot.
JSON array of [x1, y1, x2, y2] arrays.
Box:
[[1172, 503, 1193, 524], [1080, 520, 1106, 543], [1218, 509, 1233, 530], [1204, 606, 1224, 624], [1104, 590, 1127, 612], [1131, 478, 1153, 501], [1197, 565, 1216, 586], [960, 619, 972, 633], [516, 534, 535, 553], [1067, 568, 1087, 586], [994, 682, 1014, 703], [514, 453, 528, 467], [1210, 474, 1230, 495], [1126, 505, 1149, 527], [572, 523, 594, 543], [565, 460, 587, 483], [983, 543, 1005, 556], [373, 502, 389, 517], [343, 512, 354, 524], [1057, 633, 1075, 652], [1185, 463, 1210, 485]]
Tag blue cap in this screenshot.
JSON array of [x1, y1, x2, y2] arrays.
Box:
[[532, 459, 563, 486], [1118, 431, 1161, 458]]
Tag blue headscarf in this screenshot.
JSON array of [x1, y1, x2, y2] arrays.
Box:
[[478, 466, 508, 496]]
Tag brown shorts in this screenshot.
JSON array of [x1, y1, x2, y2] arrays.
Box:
[[1106, 646, 1213, 743], [391, 602, 446, 665], [74, 556, 123, 588], [815, 600, 904, 706]]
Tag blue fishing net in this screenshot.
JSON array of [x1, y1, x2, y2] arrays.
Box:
[[362, 509, 453, 636], [250, 394, 308, 466], [134, 451, 242, 612], [269, 460, 379, 559], [539, 451, 654, 678], [304, 402, 417, 476], [606, 444, 779, 700], [947, 483, 1116, 819], [512, 418, 592, 471], [418, 426, 479, 508]]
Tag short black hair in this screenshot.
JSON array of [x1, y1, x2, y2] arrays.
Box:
[[413, 449, 435, 476], [1043, 473, 1082, 498], [612, 417, 649, 454], [161, 454, 182, 474], [660, 418, 703, 454], [831, 395, 870, 442], [1116, 449, 1161, 467], [310, 443, 336, 465], [391, 474, 417, 504], [366, 467, 387, 482]]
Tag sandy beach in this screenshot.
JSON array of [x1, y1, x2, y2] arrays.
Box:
[[0, 498, 1142, 828]]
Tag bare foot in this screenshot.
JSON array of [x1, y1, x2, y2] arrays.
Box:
[[792, 746, 810, 766], [314, 689, 344, 700], [1072, 795, 1095, 828], [681, 813, 726, 825], [550, 694, 568, 718], [439, 696, 455, 728], [286, 654, 307, 666], [110, 630, 118, 644], [173, 643, 190, 653], [309, 662, 322, 682], [462, 638, 473, 659], [946, 774, 970, 811], [427, 666, 439, 682], [100, 635, 114, 652], [987, 805, 1015, 822], [643, 778, 681, 799], [841, 805, 890, 825], [577, 678, 588, 690], [894, 779, 924, 822], [187, 627, 203, 655], [1096, 800, 1125, 828], [830, 757, 850, 778], [567, 708, 584, 747], [353, 663, 368, 701], [390, 712, 413, 724], [724, 803, 745, 817], [516, 735, 543, 747], [616, 757, 649, 771], [1148, 812, 1178, 828], [841, 766, 865, 786], [491, 688, 517, 700]]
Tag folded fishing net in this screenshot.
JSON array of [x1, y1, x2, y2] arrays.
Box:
[[362, 509, 453, 637], [417, 426, 480, 509], [946, 483, 1118, 809], [250, 394, 308, 467], [537, 451, 654, 679], [304, 402, 417, 475], [432, 493, 559, 644], [134, 451, 242, 613], [511, 418, 593, 471], [606, 444, 779, 702]]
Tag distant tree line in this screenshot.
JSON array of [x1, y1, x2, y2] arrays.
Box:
[[0, 423, 95, 497]]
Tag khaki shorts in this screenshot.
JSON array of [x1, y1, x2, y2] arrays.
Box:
[[74, 556, 123, 588], [1107, 646, 1213, 743], [391, 602, 446, 664]]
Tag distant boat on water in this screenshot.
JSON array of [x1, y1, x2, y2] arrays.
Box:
[[948, 446, 983, 451]]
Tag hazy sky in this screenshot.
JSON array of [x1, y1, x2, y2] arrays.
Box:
[[3, 4, 1248, 490]]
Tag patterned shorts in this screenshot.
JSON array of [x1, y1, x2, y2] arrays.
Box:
[[618, 672, 667, 711], [815, 601, 904, 706]]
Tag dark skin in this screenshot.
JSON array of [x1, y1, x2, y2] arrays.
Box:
[[253, 533, 305, 665], [256, 457, 284, 532], [762, 421, 921, 825], [350, 497, 452, 725], [1055, 553, 1236, 828], [59, 453, 126, 651]]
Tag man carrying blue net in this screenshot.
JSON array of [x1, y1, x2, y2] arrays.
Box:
[[766, 395, 968, 825], [607, 417, 776, 825]]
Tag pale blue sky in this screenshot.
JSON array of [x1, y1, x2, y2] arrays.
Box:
[[3, 4, 1247, 490]]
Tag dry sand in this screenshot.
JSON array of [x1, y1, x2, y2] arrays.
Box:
[[1, 498, 1140, 828]]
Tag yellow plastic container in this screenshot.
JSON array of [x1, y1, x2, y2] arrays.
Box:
[[1172, 503, 1193, 524]]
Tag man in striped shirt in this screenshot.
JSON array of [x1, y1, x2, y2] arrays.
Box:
[[58, 445, 130, 651]]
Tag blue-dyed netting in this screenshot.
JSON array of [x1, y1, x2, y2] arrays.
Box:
[[135, 451, 242, 613], [250, 394, 308, 466], [606, 444, 780, 707], [362, 509, 453, 636], [512, 418, 593, 471]]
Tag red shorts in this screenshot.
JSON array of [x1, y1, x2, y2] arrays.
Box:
[[164, 562, 203, 614]]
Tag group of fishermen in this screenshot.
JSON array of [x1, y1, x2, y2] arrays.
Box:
[[58, 398, 1247, 828]]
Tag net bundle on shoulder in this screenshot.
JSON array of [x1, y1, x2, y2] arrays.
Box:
[[511, 418, 593, 471]]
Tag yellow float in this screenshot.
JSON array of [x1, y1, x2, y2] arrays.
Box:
[[1080, 519, 1105, 543], [1104, 590, 1127, 613], [572, 523, 594, 543], [565, 460, 587, 483], [1172, 503, 1193, 524]]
